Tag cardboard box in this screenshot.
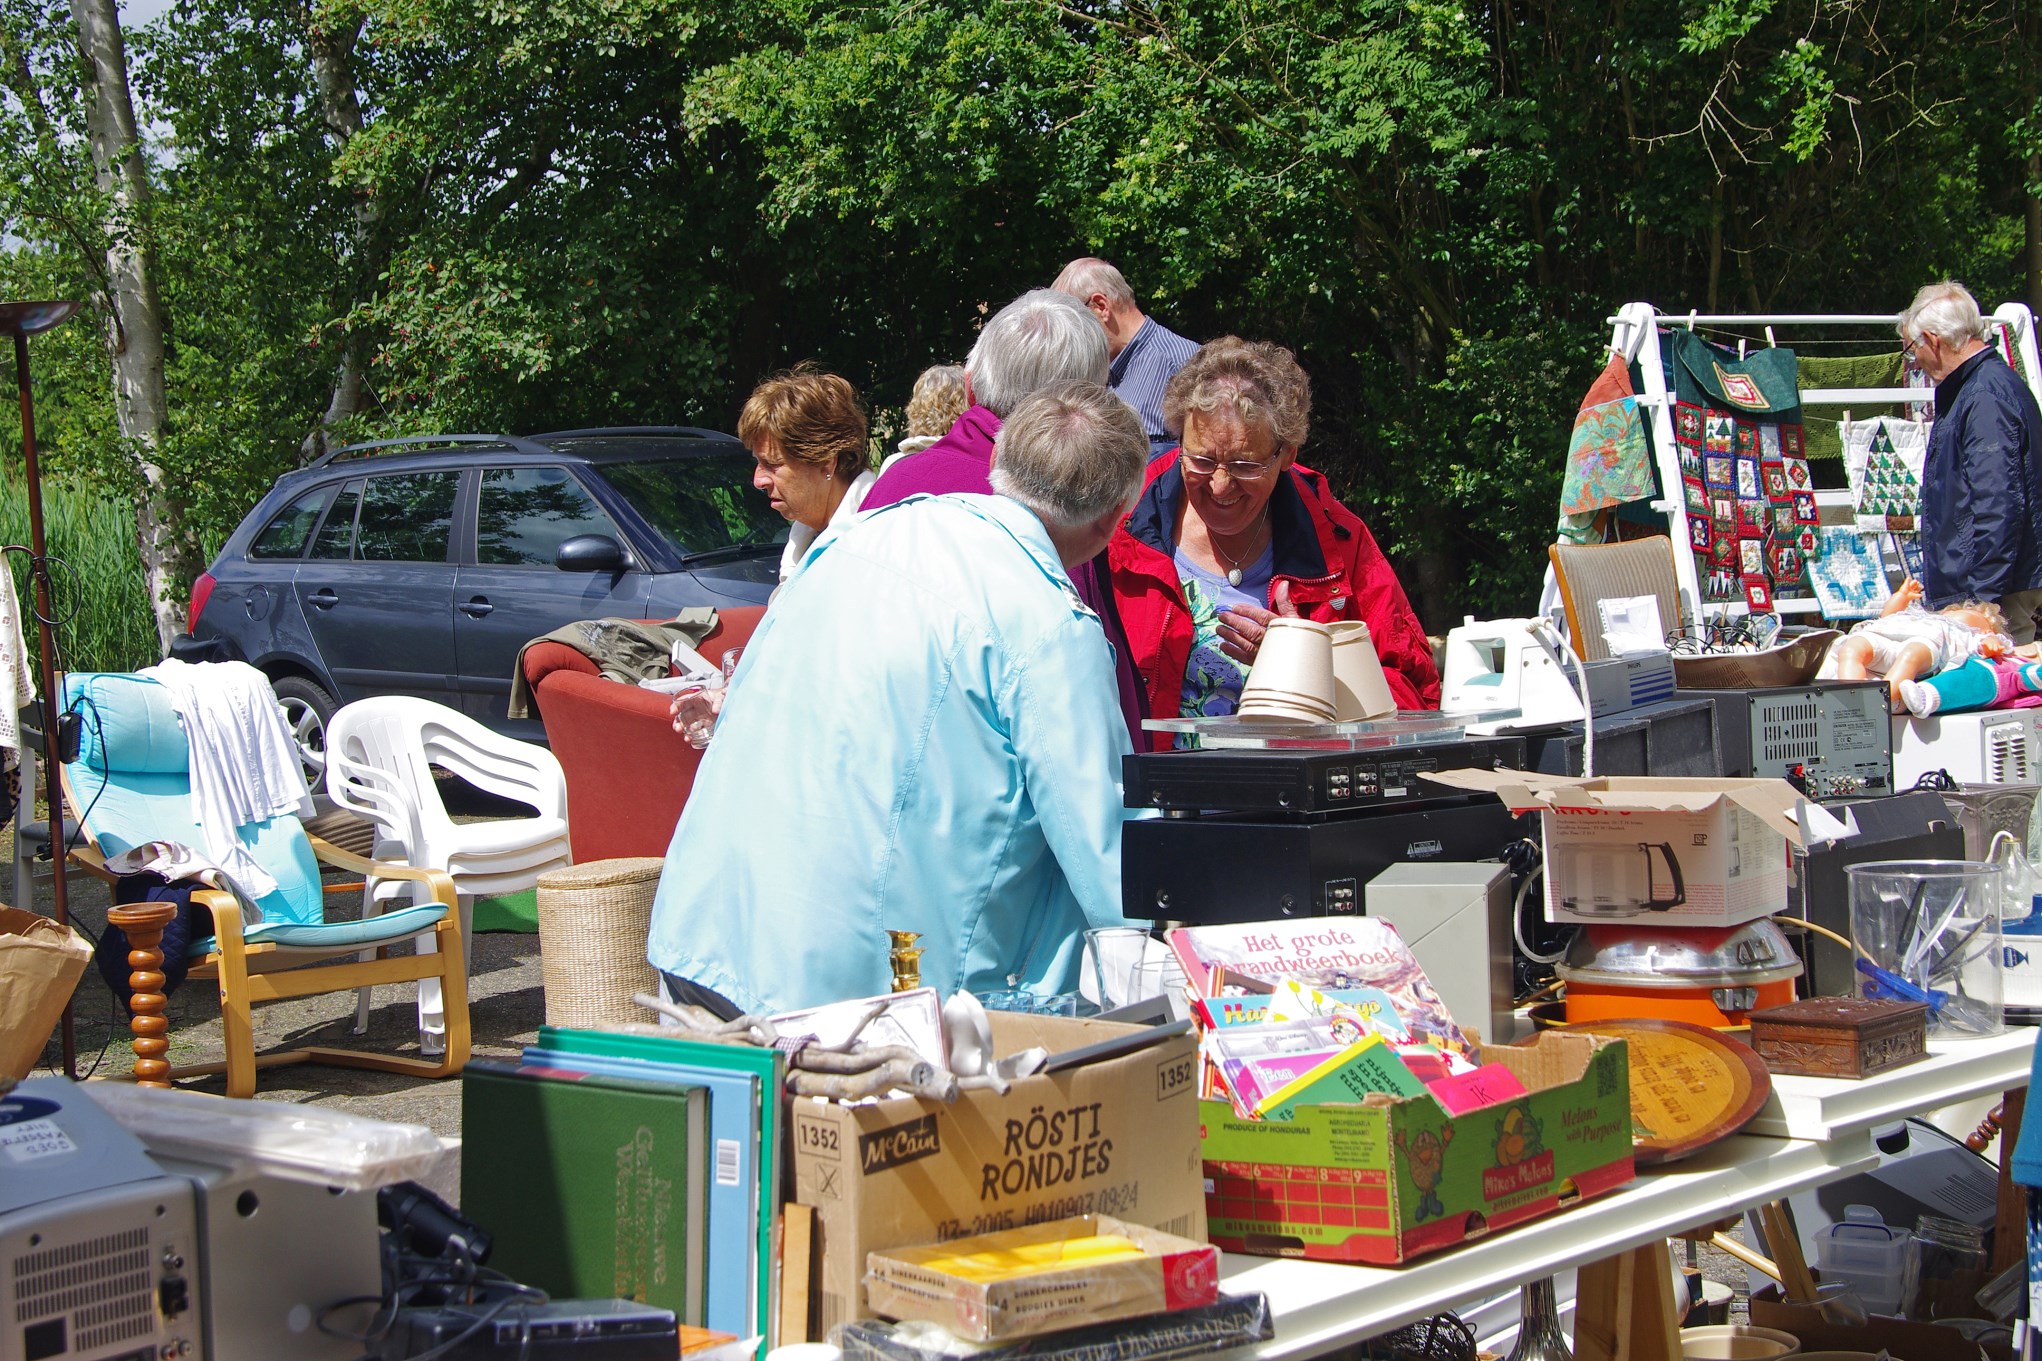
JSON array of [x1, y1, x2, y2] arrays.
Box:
[[1201, 1031, 1634, 1265], [1748, 1285, 2014, 1360], [1424, 771, 1805, 927], [864, 1215, 1218, 1342], [789, 1015, 1206, 1334]]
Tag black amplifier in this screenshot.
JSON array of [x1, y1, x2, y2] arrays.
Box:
[[1122, 795, 1528, 922], [1121, 736, 1527, 814]]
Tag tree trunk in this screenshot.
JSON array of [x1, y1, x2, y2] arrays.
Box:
[[301, 7, 376, 464], [2027, 153, 2042, 318], [70, 0, 183, 649]]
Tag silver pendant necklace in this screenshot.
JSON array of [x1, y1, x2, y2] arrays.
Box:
[[1212, 517, 1269, 588]]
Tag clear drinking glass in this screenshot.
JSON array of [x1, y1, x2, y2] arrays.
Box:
[[1130, 955, 1190, 1020], [678, 647, 745, 750], [1084, 927, 1152, 1010]]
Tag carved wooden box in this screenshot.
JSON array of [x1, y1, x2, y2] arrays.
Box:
[[1746, 997, 1929, 1079]]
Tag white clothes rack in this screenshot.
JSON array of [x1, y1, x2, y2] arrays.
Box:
[[1603, 300, 2042, 625]]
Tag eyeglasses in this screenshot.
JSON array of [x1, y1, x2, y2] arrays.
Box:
[[1181, 452, 1276, 481]]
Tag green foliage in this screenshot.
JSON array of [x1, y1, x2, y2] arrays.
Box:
[[3, 0, 2042, 640]]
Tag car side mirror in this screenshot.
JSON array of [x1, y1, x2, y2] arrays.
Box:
[[555, 534, 628, 572]]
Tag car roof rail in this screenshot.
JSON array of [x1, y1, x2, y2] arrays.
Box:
[[312, 433, 554, 467], [531, 424, 736, 443]]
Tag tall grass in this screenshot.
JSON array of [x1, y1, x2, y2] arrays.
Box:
[[0, 471, 159, 674]]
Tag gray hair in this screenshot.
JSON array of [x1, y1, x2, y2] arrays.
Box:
[[989, 381, 1148, 528], [1051, 257, 1136, 309], [1161, 336, 1312, 448], [1899, 281, 1989, 347], [967, 289, 1110, 417]]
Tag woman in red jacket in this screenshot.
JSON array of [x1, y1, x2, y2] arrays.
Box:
[[1106, 337, 1440, 748]]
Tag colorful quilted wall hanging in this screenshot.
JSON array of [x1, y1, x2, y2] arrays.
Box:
[[1664, 329, 1813, 612], [1841, 415, 1929, 534]]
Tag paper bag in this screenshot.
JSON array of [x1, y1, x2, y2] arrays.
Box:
[[0, 904, 91, 1080]]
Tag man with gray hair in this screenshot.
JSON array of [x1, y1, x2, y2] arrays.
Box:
[[1052, 256, 1200, 456], [645, 382, 1153, 1014], [1899, 280, 2042, 640]]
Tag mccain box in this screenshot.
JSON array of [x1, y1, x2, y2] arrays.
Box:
[[1424, 771, 1804, 928], [1201, 1030, 1634, 1265], [789, 1014, 1206, 1333]]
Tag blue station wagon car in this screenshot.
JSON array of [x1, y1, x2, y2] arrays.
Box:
[[189, 428, 783, 770]]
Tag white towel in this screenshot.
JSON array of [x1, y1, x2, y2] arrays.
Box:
[[0, 566, 35, 753], [136, 659, 313, 901]]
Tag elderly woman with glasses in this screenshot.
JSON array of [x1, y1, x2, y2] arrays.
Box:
[[1107, 337, 1440, 745]]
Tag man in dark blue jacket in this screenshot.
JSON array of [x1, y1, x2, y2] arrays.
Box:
[[1901, 281, 2042, 641]]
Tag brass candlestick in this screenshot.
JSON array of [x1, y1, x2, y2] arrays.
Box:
[[887, 930, 923, 992]]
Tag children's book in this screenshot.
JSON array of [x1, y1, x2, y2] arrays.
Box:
[[1204, 1015, 1377, 1117], [1250, 1034, 1428, 1121], [1263, 978, 1413, 1042], [1167, 919, 1471, 1054]]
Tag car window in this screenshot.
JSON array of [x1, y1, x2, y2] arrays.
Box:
[[356, 472, 459, 562], [309, 480, 363, 559], [476, 466, 618, 566], [249, 485, 332, 559], [595, 450, 788, 555]]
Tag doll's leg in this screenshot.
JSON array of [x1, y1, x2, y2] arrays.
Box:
[[1829, 635, 1878, 681], [1884, 640, 1941, 711], [1900, 657, 2001, 718]]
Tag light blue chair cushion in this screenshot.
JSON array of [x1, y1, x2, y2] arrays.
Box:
[[64, 672, 329, 932], [188, 902, 449, 957]]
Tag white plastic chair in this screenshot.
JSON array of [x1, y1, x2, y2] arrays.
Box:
[[325, 697, 571, 1047]]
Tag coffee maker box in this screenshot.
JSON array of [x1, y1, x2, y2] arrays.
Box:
[[1424, 772, 1806, 928]]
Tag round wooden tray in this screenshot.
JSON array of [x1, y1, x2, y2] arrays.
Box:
[[1559, 1018, 1773, 1165]]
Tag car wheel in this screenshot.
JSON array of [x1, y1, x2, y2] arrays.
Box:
[[271, 676, 337, 787]]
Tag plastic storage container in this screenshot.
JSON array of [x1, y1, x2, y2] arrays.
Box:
[[1812, 1204, 1910, 1315]]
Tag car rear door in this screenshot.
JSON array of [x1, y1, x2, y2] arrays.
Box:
[[295, 470, 463, 705], [452, 463, 651, 735]]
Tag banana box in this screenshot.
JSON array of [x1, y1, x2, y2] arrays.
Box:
[[1200, 1030, 1635, 1265]]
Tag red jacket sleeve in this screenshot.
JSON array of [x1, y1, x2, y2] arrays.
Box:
[[1338, 517, 1441, 710]]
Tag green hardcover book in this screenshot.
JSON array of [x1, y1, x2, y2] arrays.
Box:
[[538, 1026, 785, 1346], [1252, 1034, 1428, 1121], [460, 1060, 707, 1324]]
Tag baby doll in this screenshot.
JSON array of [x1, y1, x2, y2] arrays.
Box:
[[1820, 577, 2014, 711]]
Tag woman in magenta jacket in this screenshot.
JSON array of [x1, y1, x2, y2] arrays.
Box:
[[1106, 337, 1440, 749]]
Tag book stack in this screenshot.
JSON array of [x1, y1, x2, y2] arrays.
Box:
[[458, 1028, 786, 1347], [1169, 920, 1529, 1122]]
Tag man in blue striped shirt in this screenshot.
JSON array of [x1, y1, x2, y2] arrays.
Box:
[[1053, 257, 1200, 457]]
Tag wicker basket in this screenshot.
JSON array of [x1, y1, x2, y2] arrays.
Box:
[[536, 857, 664, 1029]]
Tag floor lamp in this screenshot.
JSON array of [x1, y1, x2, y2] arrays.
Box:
[[0, 299, 81, 1077]]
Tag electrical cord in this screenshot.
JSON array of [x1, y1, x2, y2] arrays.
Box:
[[1499, 837, 1573, 971], [1526, 617, 1592, 777], [319, 1245, 547, 1361]]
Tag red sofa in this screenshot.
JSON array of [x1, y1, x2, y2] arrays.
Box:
[[519, 607, 767, 864]]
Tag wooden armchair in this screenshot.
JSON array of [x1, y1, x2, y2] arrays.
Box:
[[63, 671, 469, 1098]]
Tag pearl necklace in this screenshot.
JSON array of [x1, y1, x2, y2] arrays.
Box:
[[1210, 516, 1270, 588]]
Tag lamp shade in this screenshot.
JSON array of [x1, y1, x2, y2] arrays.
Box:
[[0, 301, 81, 338]]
